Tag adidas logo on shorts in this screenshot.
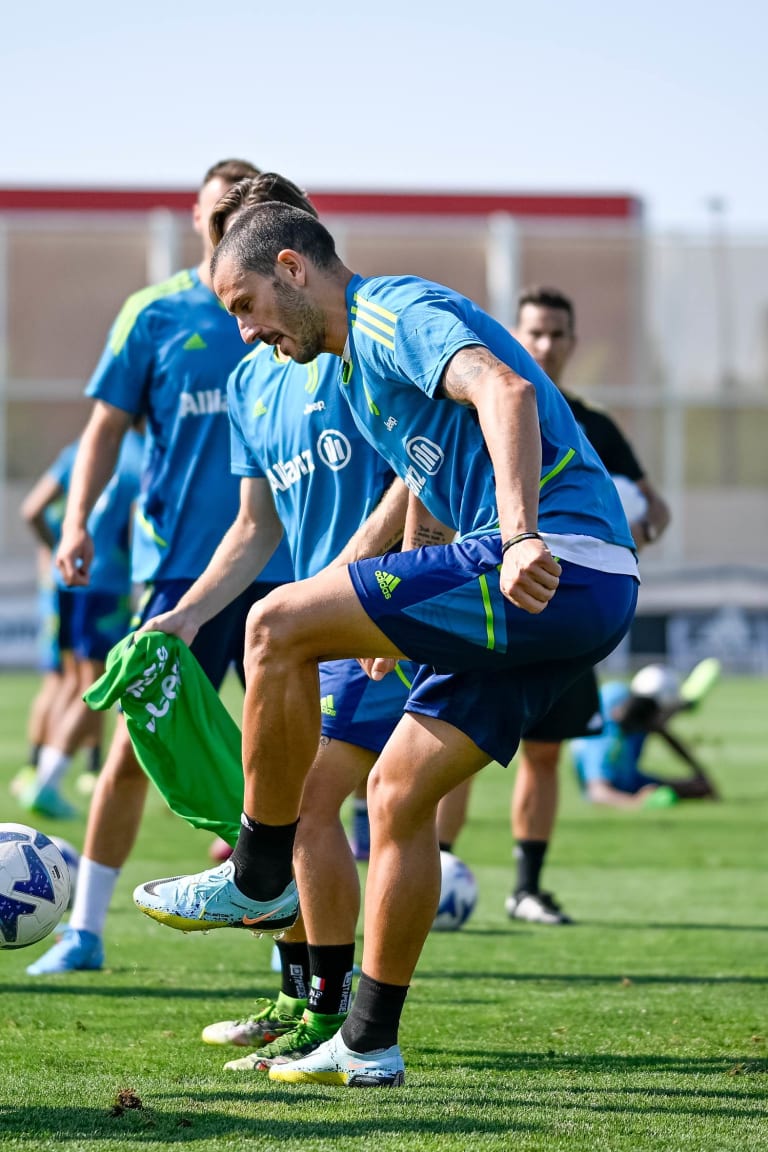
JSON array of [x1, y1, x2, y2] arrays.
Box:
[[320, 694, 336, 717], [375, 570, 401, 600]]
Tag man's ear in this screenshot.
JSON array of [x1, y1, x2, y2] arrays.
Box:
[[276, 249, 306, 286]]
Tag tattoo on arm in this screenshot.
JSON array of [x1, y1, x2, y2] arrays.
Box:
[[411, 524, 451, 548], [442, 345, 502, 403]]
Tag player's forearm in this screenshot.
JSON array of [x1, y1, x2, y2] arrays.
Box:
[[173, 514, 283, 626], [402, 493, 455, 551], [62, 409, 127, 532], [330, 477, 409, 567]]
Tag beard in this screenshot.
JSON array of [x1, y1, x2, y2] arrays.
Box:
[[272, 278, 327, 363]]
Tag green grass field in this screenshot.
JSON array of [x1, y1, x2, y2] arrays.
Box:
[[0, 670, 766, 1151]]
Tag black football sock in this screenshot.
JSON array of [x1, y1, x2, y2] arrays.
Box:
[[340, 971, 408, 1052], [307, 944, 356, 1016], [229, 815, 298, 900], [514, 839, 548, 895], [276, 940, 310, 1001]]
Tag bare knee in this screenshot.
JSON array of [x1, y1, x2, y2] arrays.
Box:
[[520, 740, 561, 777], [243, 588, 307, 677]]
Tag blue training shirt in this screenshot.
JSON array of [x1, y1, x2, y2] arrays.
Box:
[[570, 681, 648, 791], [86, 268, 291, 584], [342, 273, 635, 547], [50, 431, 143, 595], [228, 344, 397, 580]]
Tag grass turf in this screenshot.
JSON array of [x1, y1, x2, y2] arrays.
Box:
[[0, 670, 765, 1150]]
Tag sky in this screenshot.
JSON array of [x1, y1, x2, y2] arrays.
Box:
[[2, 1, 766, 235]]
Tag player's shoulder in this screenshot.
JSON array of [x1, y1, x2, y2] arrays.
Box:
[[109, 270, 199, 355]]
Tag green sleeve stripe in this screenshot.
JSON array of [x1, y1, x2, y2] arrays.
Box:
[[136, 508, 168, 548], [478, 572, 495, 650], [540, 447, 576, 489], [393, 661, 414, 690], [109, 270, 195, 356]]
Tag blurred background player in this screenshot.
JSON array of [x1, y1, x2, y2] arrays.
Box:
[[571, 662, 719, 806], [14, 441, 82, 799], [27, 157, 295, 975], [436, 285, 671, 924], [14, 431, 142, 816]]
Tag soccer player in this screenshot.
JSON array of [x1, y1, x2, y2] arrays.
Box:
[[134, 201, 640, 1086], [139, 173, 417, 1071], [571, 665, 718, 806], [26, 157, 294, 976], [17, 427, 144, 820], [438, 285, 671, 925]]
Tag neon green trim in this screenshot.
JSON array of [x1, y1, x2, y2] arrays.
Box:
[[540, 447, 576, 489], [353, 292, 397, 323], [305, 360, 320, 394], [362, 381, 380, 416], [478, 573, 495, 649], [351, 318, 396, 351], [393, 661, 414, 690], [109, 270, 195, 355], [136, 509, 168, 548]]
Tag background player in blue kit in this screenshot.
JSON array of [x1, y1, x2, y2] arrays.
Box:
[[135, 200, 640, 1086], [18, 426, 144, 820], [571, 669, 718, 807], [140, 173, 419, 1070], [27, 158, 295, 976]]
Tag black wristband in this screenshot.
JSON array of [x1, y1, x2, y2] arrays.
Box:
[[501, 531, 543, 555]]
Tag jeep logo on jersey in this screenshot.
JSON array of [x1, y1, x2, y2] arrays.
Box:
[[317, 430, 352, 471], [406, 436, 444, 475]]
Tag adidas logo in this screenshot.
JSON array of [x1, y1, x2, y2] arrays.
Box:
[[183, 333, 207, 351], [320, 694, 336, 717], [375, 570, 401, 600], [252, 399, 268, 417]]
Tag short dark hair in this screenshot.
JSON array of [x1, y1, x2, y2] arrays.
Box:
[[200, 158, 262, 190], [517, 285, 575, 332], [211, 201, 339, 282], [209, 173, 318, 247]]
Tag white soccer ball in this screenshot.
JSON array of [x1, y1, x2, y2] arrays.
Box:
[[48, 836, 79, 910], [431, 850, 478, 932], [611, 474, 649, 524], [630, 663, 681, 707], [0, 823, 70, 948]]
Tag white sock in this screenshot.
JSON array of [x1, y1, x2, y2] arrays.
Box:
[[36, 745, 72, 792], [69, 857, 120, 936]]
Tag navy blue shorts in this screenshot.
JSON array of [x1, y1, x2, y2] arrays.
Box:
[[348, 535, 637, 765], [58, 588, 133, 663], [134, 579, 284, 692], [319, 658, 416, 754]]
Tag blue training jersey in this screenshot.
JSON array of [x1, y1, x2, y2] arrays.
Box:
[[52, 429, 144, 595], [570, 681, 648, 791], [342, 273, 635, 547], [228, 345, 397, 580], [86, 268, 291, 584]]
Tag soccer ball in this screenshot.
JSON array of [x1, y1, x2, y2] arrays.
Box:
[[611, 474, 648, 524], [431, 851, 478, 932], [630, 663, 681, 707], [48, 836, 79, 910], [0, 823, 70, 948]]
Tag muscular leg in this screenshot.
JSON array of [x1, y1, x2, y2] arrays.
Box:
[[294, 739, 375, 945], [361, 713, 488, 986], [82, 716, 149, 866], [240, 570, 404, 825], [513, 739, 560, 842]]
